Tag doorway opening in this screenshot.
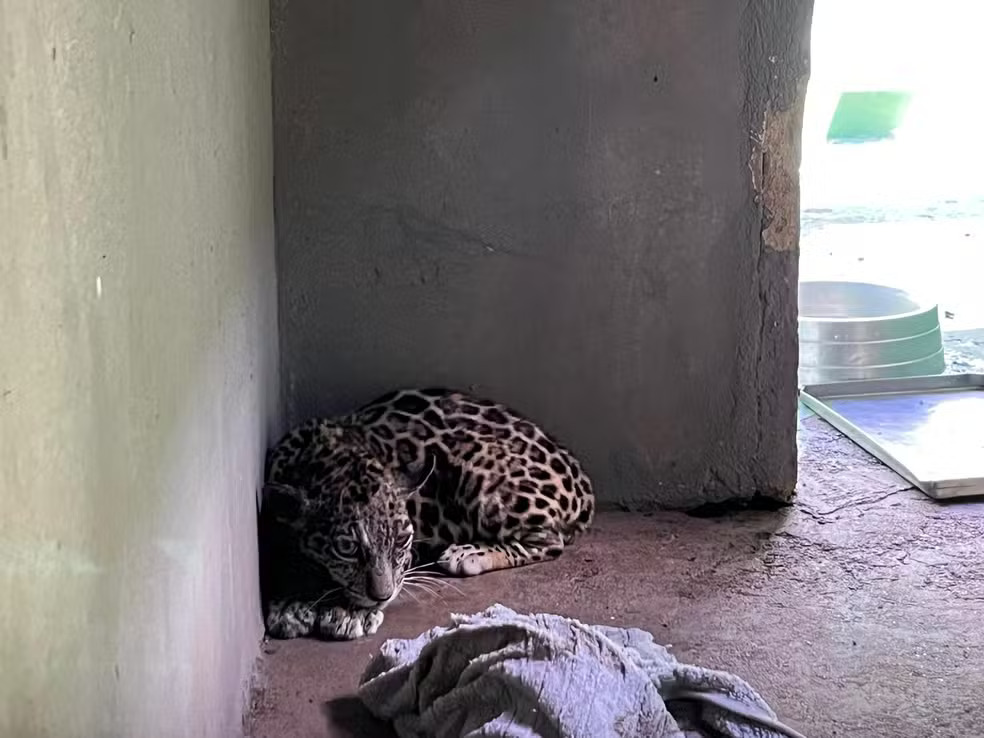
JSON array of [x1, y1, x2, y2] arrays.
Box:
[[800, 0, 984, 381]]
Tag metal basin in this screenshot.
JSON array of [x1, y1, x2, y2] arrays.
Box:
[[799, 280, 945, 385]]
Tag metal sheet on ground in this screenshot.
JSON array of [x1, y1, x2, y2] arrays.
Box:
[[800, 374, 984, 500]]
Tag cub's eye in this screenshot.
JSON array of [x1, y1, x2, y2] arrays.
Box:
[[333, 537, 358, 559]]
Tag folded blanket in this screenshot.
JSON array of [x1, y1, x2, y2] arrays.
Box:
[[358, 604, 807, 738]]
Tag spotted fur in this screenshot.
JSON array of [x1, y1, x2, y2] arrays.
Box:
[[261, 388, 595, 640]]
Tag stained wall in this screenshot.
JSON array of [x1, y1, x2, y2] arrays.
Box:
[[271, 0, 812, 508]]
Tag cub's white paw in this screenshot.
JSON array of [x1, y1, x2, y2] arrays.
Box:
[[317, 606, 384, 640], [437, 545, 490, 577]]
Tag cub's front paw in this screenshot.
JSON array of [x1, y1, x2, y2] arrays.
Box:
[[316, 606, 384, 640], [266, 600, 317, 640]]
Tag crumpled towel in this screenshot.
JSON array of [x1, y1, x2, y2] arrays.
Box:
[[358, 604, 807, 738]]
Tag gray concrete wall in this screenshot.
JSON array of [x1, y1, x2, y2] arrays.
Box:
[[0, 0, 277, 735], [272, 1, 812, 508]]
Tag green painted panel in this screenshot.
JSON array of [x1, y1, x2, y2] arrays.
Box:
[[827, 91, 913, 142]]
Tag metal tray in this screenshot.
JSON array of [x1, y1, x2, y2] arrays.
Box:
[[800, 374, 984, 500]]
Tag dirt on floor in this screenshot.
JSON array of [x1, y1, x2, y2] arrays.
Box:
[[247, 418, 984, 738]]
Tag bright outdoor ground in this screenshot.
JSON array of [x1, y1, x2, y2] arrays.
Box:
[[801, 0, 984, 371]]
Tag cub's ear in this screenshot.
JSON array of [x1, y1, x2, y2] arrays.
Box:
[[386, 461, 435, 495], [262, 483, 310, 527], [388, 469, 419, 493]]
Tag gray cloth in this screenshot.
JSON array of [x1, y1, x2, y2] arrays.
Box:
[[358, 604, 803, 738]]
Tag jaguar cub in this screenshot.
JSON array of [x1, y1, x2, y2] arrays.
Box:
[[261, 387, 595, 640]]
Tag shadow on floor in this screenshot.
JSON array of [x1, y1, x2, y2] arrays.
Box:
[[321, 697, 396, 738]]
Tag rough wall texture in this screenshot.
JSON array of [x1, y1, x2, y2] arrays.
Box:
[[272, 0, 813, 508], [0, 0, 278, 735]]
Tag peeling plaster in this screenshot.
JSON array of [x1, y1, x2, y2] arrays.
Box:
[[749, 76, 808, 253]]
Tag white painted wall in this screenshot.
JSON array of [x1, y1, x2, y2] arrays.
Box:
[[0, 0, 278, 735]]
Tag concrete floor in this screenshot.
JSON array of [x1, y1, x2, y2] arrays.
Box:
[[248, 418, 984, 738]]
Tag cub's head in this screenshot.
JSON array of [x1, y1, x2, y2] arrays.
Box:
[[265, 450, 415, 610]]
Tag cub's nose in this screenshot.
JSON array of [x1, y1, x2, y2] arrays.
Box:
[[366, 569, 394, 603]]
